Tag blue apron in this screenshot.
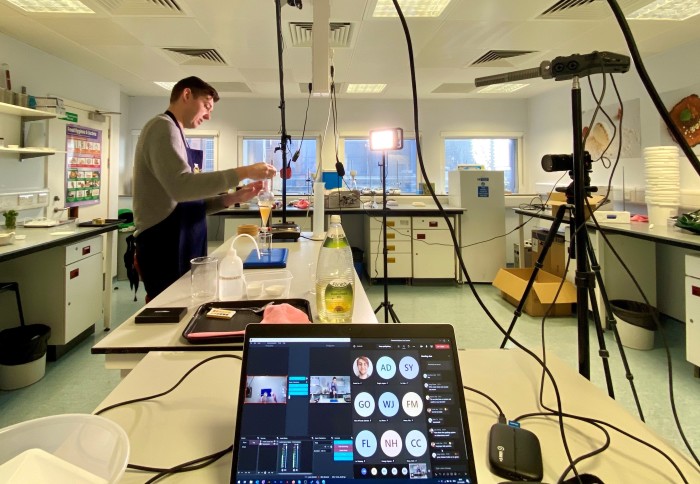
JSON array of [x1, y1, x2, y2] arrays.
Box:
[[135, 111, 207, 299]]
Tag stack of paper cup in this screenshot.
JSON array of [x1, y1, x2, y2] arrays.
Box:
[[644, 146, 680, 225]]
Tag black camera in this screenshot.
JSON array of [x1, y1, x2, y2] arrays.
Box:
[[541, 151, 592, 173]]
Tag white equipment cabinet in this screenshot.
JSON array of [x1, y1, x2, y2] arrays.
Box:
[[365, 216, 412, 278], [685, 255, 700, 369], [413, 216, 456, 279], [448, 170, 505, 282], [0, 236, 103, 352]]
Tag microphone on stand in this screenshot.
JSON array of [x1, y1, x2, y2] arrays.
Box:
[[475, 61, 552, 87]]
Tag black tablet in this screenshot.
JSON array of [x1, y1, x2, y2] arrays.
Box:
[[230, 323, 478, 483]]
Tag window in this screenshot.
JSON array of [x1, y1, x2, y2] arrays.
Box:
[[183, 131, 218, 172], [241, 136, 318, 194], [444, 137, 519, 193], [343, 137, 418, 194]]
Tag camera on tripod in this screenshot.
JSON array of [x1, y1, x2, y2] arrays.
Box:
[[542, 151, 597, 200], [541, 151, 592, 173]]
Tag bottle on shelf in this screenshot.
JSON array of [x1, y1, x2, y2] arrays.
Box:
[[316, 215, 355, 323]]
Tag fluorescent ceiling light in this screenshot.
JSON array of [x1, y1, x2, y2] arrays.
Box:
[[6, 0, 93, 13], [478, 83, 528, 94], [347, 84, 387, 94], [373, 0, 451, 18], [628, 0, 700, 20], [154, 82, 176, 91]]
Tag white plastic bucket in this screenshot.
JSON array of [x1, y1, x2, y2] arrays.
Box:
[[0, 354, 46, 390], [615, 317, 654, 350], [647, 203, 678, 225]]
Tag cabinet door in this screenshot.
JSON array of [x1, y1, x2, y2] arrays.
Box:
[[686, 277, 700, 367], [64, 253, 103, 343], [413, 230, 455, 279]]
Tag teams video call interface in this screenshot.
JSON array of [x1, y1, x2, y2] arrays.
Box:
[[233, 337, 473, 483]]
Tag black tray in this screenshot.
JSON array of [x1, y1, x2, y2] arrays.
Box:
[[78, 218, 124, 227], [182, 298, 312, 345]]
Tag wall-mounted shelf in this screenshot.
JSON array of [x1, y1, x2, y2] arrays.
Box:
[[0, 146, 58, 160], [0, 101, 57, 121]]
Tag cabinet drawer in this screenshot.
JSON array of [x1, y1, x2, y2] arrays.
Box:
[[370, 228, 411, 242], [367, 240, 412, 254], [368, 253, 412, 278], [413, 229, 454, 245], [413, 217, 451, 230], [369, 216, 411, 231], [65, 236, 102, 265]]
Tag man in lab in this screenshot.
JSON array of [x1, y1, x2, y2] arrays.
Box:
[[133, 76, 276, 300]]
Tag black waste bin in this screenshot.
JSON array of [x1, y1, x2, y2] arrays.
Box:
[[609, 300, 658, 350], [0, 324, 51, 366]]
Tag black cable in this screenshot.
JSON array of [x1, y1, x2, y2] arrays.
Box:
[[605, 0, 700, 176], [516, 410, 691, 484], [292, 83, 313, 163], [389, 0, 580, 478], [94, 354, 242, 479], [463, 385, 505, 420]]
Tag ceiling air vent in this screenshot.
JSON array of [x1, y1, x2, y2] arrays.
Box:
[[470, 50, 536, 67], [209, 82, 251, 94], [431, 83, 476, 94], [539, 0, 649, 20], [92, 0, 184, 15], [162, 48, 227, 66], [289, 22, 353, 48]]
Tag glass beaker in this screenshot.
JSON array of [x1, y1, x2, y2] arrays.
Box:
[[190, 256, 218, 300]]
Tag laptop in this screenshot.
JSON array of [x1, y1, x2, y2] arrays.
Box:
[[230, 324, 478, 483]]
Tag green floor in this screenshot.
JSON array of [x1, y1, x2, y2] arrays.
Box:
[[0, 276, 698, 467]]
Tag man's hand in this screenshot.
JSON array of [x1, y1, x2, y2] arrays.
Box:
[[241, 162, 276, 180], [222, 181, 264, 207]]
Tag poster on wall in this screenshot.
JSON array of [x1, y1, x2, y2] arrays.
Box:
[[582, 98, 641, 161], [65, 124, 102, 207]]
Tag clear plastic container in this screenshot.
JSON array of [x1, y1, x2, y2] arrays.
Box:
[[243, 270, 293, 300], [0, 414, 130, 483]]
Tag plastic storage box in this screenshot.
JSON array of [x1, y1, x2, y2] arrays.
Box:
[[243, 270, 293, 299], [0, 414, 130, 483]]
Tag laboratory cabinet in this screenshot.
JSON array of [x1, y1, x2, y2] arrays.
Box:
[[0, 236, 103, 357], [685, 255, 700, 369], [365, 216, 412, 279], [413, 216, 457, 279]]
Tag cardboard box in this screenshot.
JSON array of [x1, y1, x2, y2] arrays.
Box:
[[531, 228, 566, 278], [547, 192, 605, 220], [492, 267, 576, 317]]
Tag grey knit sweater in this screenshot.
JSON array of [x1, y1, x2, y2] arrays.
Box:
[[132, 114, 240, 235]]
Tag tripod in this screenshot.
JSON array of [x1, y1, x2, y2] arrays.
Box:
[[374, 151, 401, 324], [499, 78, 644, 417]]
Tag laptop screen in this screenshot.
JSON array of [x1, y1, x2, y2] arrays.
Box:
[[231, 324, 477, 484]]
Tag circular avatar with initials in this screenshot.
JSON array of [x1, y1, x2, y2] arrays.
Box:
[[399, 356, 419, 379], [380, 430, 402, 458], [405, 430, 428, 457], [378, 392, 400, 417], [355, 430, 378, 458], [354, 391, 375, 417], [402, 391, 423, 417], [375, 356, 396, 379]]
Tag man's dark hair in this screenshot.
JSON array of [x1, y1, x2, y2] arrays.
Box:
[[170, 76, 220, 103]]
